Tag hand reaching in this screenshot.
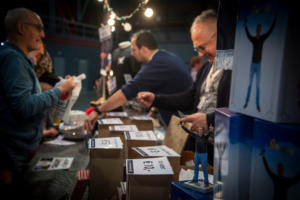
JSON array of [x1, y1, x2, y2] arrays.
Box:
[[137, 92, 155, 108]]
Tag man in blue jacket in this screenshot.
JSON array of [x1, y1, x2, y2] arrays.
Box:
[[0, 8, 76, 198], [84, 30, 193, 131]]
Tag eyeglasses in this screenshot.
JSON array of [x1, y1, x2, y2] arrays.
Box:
[[194, 32, 216, 53], [23, 22, 44, 32]]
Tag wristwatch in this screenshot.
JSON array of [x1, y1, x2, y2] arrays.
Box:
[[94, 106, 102, 115]]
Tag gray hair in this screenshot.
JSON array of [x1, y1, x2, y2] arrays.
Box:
[[5, 8, 36, 38], [190, 9, 217, 34]]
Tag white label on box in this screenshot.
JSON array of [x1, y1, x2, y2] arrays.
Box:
[[109, 125, 138, 131], [106, 112, 128, 117], [124, 131, 157, 141], [133, 145, 180, 157], [98, 118, 124, 125], [89, 137, 123, 149], [126, 157, 173, 175], [130, 115, 153, 121]]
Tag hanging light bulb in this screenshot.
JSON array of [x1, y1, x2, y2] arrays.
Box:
[[97, 0, 104, 2], [144, 8, 153, 18], [122, 22, 132, 32], [108, 18, 115, 26], [111, 25, 115, 32], [110, 11, 116, 19]]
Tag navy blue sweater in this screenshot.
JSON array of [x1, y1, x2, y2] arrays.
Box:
[[122, 50, 193, 124]]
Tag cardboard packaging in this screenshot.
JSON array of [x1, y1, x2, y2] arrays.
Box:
[[126, 157, 173, 200], [98, 118, 124, 137], [89, 137, 124, 200], [249, 119, 300, 200], [128, 115, 154, 131], [229, 1, 300, 123], [132, 145, 180, 181], [162, 115, 190, 155], [124, 130, 158, 159], [105, 111, 131, 124], [109, 125, 139, 144], [214, 108, 253, 200]]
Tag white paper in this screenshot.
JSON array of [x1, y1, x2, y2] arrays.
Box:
[[98, 118, 124, 125], [126, 157, 173, 175], [89, 137, 123, 149], [109, 125, 138, 132], [179, 168, 214, 184], [44, 135, 75, 146], [33, 157, 74, 171], [106, 112, 128, 117], [124, 131, 157, 141], [130, 115, 153, 121], [133, 145, 180, 157]]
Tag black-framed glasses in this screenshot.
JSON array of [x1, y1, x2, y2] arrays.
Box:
[[24, 22, 44, 32], [193, 32, 216, 53]]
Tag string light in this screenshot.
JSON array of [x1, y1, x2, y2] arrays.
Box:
[[144, 8, 153, 18], [122, 22, 132, 32], [99, 0, 151, 32], [107, 18, 115, 26]]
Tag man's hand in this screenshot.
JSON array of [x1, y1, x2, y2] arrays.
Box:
[[83, 111, 99, 133], [180, 112, 208, 134], [58, 77, 77, 94], [43, 127, 59, 137], [137, 92, 155, 108]]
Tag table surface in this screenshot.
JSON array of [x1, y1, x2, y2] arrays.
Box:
[[23, 139, 89, 200]]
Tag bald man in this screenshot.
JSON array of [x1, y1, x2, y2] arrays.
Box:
[[0, 8, 76, 196]]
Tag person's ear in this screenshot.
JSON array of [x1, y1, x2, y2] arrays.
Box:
[[16, 21, 26, 36]]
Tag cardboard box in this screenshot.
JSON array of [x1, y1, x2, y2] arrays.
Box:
[[249, 119, 300, 200], [229, 1, 300, 123], [98, 118, 124, 137], [105, 112, 131, 124], [128, 115, 154, 131], [126, 157, 173, 200], [89, 137, 124, 200], [162, 115, 190, 155], [214, 108, 253, 200], [109, 125, 139, 144], [132, 145, 180, 181], [124, 131, 158, 159]]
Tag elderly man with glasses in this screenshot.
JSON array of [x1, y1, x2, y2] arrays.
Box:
[[0, 8, 76, 198]]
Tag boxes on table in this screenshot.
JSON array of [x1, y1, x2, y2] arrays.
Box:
[[109, 125, 139, 145], [97, 118, 124, 137], [105, 111, 131, 124], [229, 1, 300, 123], [126, 157, 173, 200], [249, 119, 300, 200], [129, 115, 154, 131], [89, 137, 124, 200], [214, 108, 253, 200], [124, 130, 157, 159], [132, 145, 180, 181]]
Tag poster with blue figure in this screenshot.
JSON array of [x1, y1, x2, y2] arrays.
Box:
[[250, 119, 300, 200], [230, 1, 300, 123], [213, 108, 253, 200]]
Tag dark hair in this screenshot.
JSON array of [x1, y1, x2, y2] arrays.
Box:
[[39, 72, 60, 87], [131, 30, 158, 50]]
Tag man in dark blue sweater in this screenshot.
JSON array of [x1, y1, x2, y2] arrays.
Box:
[[84, 30, 193, 131]]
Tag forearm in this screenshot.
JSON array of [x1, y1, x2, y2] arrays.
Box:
[[98, 89, 128, 112]]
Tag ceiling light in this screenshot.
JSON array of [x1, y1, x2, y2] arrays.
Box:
[[144, 8, 153, 18]]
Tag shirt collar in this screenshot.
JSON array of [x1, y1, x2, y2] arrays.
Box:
[[148, 49, 159, 62]]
